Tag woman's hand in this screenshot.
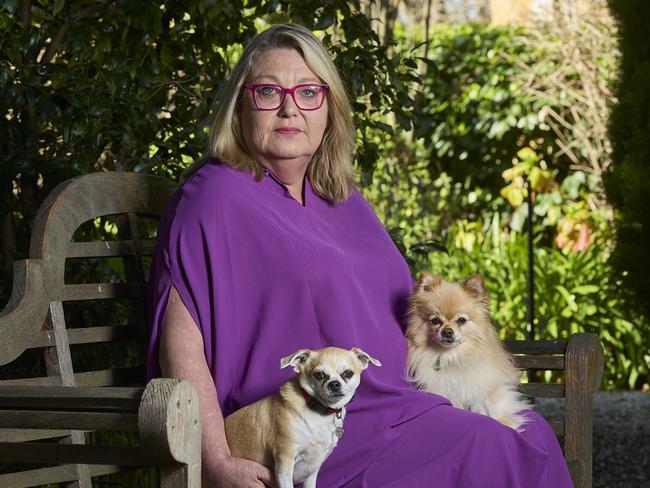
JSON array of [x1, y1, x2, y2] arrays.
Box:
[[203, 455, 277, 488]]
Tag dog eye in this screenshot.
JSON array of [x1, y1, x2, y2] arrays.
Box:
[[341, 370, 354, 380], [457, 317, 467, 325], [430, 317, 442, 326], [313, 371, 326, 380]]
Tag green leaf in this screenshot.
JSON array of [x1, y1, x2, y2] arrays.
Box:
[[572, 285, 599, 295], [516, 147, 538, 164], [53, 0, 65, 15]]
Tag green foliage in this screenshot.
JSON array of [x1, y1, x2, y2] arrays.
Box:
[[362, 22, 648, 389], [413, 24, 551, 189], [0, 0, 418, 291], [606, 0, 650, 319]]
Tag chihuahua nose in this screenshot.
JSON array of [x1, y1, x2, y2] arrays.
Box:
[[328, 380, 341, 392], [441, 328, 454, 339]]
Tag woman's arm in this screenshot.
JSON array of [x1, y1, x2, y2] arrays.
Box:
[[159, 286, 276, 488]]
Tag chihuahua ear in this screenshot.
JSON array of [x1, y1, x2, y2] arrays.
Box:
[[351, 348, 382, 369], [280, 349, 312, 372], [461, 275, 489, 306], [416, 272, 443, 293]]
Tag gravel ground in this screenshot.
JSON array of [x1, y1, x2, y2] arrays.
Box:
[[536, 391, 650, 488]]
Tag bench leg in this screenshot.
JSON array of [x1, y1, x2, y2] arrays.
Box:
[[564, 333, 604, 488], [160, 462, 201, 488]]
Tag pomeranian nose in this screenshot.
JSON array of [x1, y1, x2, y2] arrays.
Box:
[[441, 328, 454, 339]]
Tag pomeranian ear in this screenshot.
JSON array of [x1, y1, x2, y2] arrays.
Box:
[[416, 272, 443, 293], [461, 275, 489, 306]]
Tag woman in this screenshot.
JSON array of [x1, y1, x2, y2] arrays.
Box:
[[146, 24, 573, 487]]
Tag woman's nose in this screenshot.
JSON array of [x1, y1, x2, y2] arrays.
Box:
[[278, 92, 299, 116]]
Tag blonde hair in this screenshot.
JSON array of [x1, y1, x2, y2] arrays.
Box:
[[184, 24, 357, 202]]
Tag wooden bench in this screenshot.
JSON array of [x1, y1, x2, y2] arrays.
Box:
[[0, 172, 199, 487], [0, 171, 604, 487]]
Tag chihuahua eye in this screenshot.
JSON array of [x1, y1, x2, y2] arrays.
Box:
[[430, 316, 442, 326], [341, 370, 354, 381], [457, 317, 467, 325], [313, 371, 326, 381]]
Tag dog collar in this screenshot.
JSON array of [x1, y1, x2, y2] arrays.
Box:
[[300, 388, 342, 416]]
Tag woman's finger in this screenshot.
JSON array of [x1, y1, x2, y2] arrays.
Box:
[[256, 466, 277, 488]]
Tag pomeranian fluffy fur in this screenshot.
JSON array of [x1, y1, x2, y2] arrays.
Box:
[[406, 273, 529, 431]]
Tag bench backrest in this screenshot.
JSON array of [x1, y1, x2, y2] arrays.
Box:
[[0, 172, 176, 486]]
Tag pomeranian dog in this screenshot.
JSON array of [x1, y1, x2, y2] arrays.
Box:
[[405, 273, 529, 431]]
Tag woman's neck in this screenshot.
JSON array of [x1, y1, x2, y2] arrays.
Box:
[[260, 158, 308, 205]]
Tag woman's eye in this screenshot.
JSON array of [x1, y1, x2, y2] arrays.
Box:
[[299, 87, 316, 98], [457, 317, 467, 325], [341, 370, 354, 380], [259, 86, 278, 97]]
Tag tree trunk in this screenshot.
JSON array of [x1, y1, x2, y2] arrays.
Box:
[[382, 0, 400, 46]]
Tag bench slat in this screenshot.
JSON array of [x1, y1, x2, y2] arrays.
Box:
[[67, 240, 155, 258], [518, 383, 565, 398], [0, 386, 144, 411], [75, 367, 145, 387], [0, 411, 139, 431], [28, 326, 145, 349], [68, 326, 146, 345], [0, 464, 124, 487], [0, 443, 158, 466], [0, 367, 145, 387], [0, 428, 78, 443], [63, 283, 145, 301], [504, 340, 568, 354], [513, 355, 565, 370]]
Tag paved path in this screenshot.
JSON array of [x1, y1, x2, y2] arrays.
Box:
[[538, 391, 650, 488]]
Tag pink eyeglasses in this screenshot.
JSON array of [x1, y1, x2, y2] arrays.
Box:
[[245, 83, 329, 111]]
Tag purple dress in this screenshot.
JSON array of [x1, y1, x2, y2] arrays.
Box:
[[146, 160, 573, 487]]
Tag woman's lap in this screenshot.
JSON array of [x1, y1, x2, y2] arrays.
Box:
[[332, 406, 573, 488]]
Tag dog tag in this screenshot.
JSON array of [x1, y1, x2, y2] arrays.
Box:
[[334, 411, 344, 438]]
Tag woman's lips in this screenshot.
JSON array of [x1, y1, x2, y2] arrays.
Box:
[[275, 127, 301, 134]]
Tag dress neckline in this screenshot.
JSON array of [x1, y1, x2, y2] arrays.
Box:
[[262, 168, 311, 207]]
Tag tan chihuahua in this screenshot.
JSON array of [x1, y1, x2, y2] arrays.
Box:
[[224, 346, 381, 488]]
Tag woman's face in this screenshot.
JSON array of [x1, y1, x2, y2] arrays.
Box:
[[240, 48, 329, 173]]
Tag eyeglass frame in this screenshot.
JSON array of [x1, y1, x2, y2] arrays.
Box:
[[244, 83, 330, 111]]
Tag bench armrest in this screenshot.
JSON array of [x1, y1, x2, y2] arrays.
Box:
[[564, 332, 605, 488], [0, 378, 201, 487]]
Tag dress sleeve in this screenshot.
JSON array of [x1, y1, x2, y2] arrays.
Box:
[[145, 185, 215, 379]]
